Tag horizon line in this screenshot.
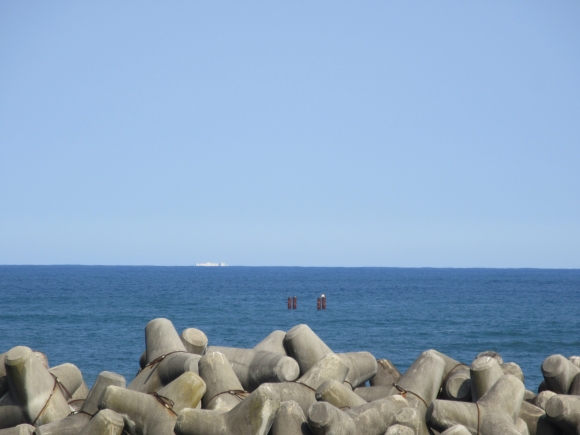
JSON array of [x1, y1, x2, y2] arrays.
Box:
[[0, 264, 579, 270]]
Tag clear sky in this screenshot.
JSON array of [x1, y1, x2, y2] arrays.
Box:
[[1, 2, 579, 267]]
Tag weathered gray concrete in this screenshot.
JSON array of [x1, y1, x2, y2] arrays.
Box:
[[440, 368, 471, 402], [525, 390, 537, 402], [100, 372, 205, 435], [569, 357, 580, 369], [297, 353, 349, 391], [0, 390, 26, 429], [516, 417, 531, 435], [207, 346, 299, 391], [395, 406, 430, 435], [4, 346, 70, 427], [35, 371, 126, 435], [518, 400, 561, 435], [129, 352, 200, 394], [315, 380, 366, 409], [541, 355, 580, 395], [353, 385, 393, 402], [369, 358, 401, 387], [78, 409, 124, 435], [271, 400, 313, 435], [545, 394, 580, 435], [260, 353, 350, 414], [386, 424, 415, 435], [198, 351, 245, 412], [569, 373, 580, 396], [128, 318, 189, 393], [144, 318, 187, 365], [427, 401, 478, 434], [306, 394, 408, 435], [174, 384, 281, 435], [477, 351, 503, 365], [83, 372, 127, 416], [180, 328, 208, 355], [427, 375, 525, 435], [531, 391, 557, 411], [157, 352, 201, 385], [470, 356, 505, 402], [502, 362, 525, 384], [48, 363, 89, 401], [253, 331, 287, 355], [0, 425, 35, 435], [284, 325, 333, 375], [430, 351, 467, 381], [338, 352, 378, 389], [32, 412, 90, 435], [441, 424, 471, 435], [395, 350, 446, 410]]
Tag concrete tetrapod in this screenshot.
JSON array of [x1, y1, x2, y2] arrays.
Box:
[[502, 362, 525, 384], [306, 394, 408, 435], [526, 390, 538, 402], [0, 387, 26, 429], [545, 394, 580, 435], [100, 371, 205, 435], [206, 346, 299, 392], [470, 357, 505, 403], [395, 350, 446, 411], [518, 400, 561, 435], [253, 331, 288, 356], [542, 355, 580, 395], [338, 352, 378, 389], [370, 359, 401, 387], [315, 380, 367, 410], [427, 375, 525, 435], [262, 353, 350, 414], [129, 352, 200, 394], [569, 374, 580, 396], [517, 417, 531, 435], [47, 363, 89, 403], [144, 318, 187, 364], [440, 368, 471, 402], [4, 346, 70, 427], [531, 391, 557, 411], [570, 357, 580, 369], [386, 424, 415, 435], [441, 425, 472, 435], [128, 318, 191, 393], [0, 425, 35, 435], [476, 352, 503, 365], [180, 328, 208, 355], [198, 352, 246, 412], [284, 325, 333, 375], [35, 371, 126, 435], [270, 401, 313, 435], [395, 406, 431, 435], [353, 385, 394, 402], [174, 384, 281, 435], [78, 409, 124, 435]]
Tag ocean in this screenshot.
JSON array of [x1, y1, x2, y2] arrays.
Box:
[[0, 266, 578, 391]]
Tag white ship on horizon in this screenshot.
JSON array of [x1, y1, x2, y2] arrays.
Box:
[[195, 262, 227, 267]]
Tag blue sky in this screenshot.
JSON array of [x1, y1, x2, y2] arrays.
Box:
[[1, 2, 579, 267]]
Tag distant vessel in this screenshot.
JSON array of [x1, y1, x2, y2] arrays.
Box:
[[196, 262, 227, 267]]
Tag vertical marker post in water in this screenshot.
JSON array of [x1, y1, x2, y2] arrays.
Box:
[[321, 295, 326, 310], [288, 298, 292, 309], [317, 298, 321, 310], [293, 296, 297, 309]]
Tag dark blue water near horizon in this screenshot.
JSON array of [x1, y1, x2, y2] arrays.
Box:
[[1, 266, 579, 391]]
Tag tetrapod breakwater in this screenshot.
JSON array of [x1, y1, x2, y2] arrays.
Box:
[[0, 318, 579, 435]]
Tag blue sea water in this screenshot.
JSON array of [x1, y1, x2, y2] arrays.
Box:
[[0, 266, 579, 391]]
